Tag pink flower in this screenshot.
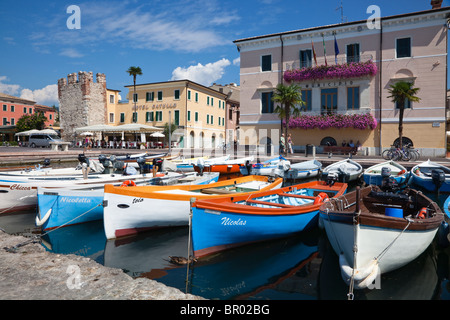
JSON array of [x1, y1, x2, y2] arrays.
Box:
[[285, 113, 377, 130]]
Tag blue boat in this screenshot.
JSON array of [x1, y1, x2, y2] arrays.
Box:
[[362, 160, 409, 186], [411, 160, 450, 192], [36, 172, 219, 231], [239, 156, 286, 176], [191, 180, 347, 258]]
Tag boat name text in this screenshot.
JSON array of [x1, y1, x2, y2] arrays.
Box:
[[10, 184, 32, 191], [221, 217, 247, 226], [132, 198, 144, 204]]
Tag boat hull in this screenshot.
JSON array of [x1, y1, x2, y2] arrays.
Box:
[[103, 176, 283, 239]]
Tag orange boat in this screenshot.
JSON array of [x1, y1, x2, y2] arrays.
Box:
[[193, 156, 253, 174]]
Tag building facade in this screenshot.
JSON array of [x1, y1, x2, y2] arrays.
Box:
[[234, 5, 449, 156], [120, 80, 227, 148], [0, 92, 57, 142]]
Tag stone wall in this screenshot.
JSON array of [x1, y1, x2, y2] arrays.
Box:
[[58, 72, 107, 142]]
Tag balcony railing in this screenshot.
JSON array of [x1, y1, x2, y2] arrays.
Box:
[[286, 54, 374, 70]]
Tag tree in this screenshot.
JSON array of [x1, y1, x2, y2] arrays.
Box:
[[15, 112, 48, 132], [272, 83, 305, 155], [163, 122, 178, 147], [387, 81, 420, 149], [127, 66, 143, 123]]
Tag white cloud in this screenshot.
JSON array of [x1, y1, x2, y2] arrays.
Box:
[[0, 76, 58, 105], [0, 76, 20, 95], [60, 48, 84, 58], [233, 57, 240, 66], [20, 85, 58, 106], [171, 58, 231, 86]]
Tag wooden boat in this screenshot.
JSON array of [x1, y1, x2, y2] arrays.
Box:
[[36, 172, 220, 231], [321, 159, 363, 183], [191, 180, 347, 258], [103, 175, 283, 239], [193, 156, 254, 174], [284, 159, 322, 180], [411, 160, 450, 192], [0, 170, 184, 214], [174, 155, 230, 172], [362, 160, 409, 186], [239, 156, 287, 176], [319, 185, 443, 289]]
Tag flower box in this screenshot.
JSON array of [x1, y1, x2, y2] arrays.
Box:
[[286, 113, 377, 130]]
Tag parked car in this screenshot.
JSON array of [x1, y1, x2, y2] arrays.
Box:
[[29, 134, 63, 148]]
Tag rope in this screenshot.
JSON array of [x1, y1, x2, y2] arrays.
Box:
[[347, 210, 360, 301], [375, 217, 412, 262]]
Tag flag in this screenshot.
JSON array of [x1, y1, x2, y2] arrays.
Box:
[[334, 34, 340, 65], [322, 34, 327, 66], [311, 39, 318, 66]]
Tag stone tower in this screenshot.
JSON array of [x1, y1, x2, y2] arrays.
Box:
[[58, 71, 107, 142]]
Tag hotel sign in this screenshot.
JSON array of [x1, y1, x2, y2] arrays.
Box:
[[303, 80, 354, 88], [134, 103, 177, 110]]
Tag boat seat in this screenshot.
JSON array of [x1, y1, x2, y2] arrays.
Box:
[[246, 199, 292, 208], [200, 188, 236, 194]]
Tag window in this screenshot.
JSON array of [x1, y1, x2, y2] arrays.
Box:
[[207, 97, 210, 105], [2, 105, 6, 112], [195, 92, 198, 102], [132, 112, 138, 123], [174, 110, 180, 126], [211, 98, 214, 106], [146, 111, 154, 122], [211, 115, 214, 125], [321, 88, 338, 114], [10, 105, 14, 112], [133, 93, 138, 103], [347, 87, 360, 110], [187, 110, 191, 121], [109, 95, 115, 104], [174, 90, 180, 100], [301, 90, 312, 111], [347, 43, 360, 63], [395, 98, 412, 109], [10, 118, 14, 125], [156, 111, 163, 121], [396, 37, 411, 58], [261, 54, 272, 72], [109, 113, 114, 123], [261, 91, 274, 113], [300, 49, 312, 68], [29, 108, 33, 114], [120, 113, 125, 122], [157, 91, 163, 101], [188, 90, 191, 100], [146, 92, 154, 102], [195, 112, 199, 122], [207, 114, 210, 124], [23, 107, 27, 113], [3, 118, 7, 125], [49, 114, 53, 120]]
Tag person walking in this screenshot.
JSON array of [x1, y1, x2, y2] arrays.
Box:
[[287, 133, 294, 154], [280, 133, 285, 155]]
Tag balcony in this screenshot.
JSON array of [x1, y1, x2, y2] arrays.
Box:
[[285, 54, 374, 71]]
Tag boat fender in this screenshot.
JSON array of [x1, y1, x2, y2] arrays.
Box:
[[339, 254, 380, 289], [417, 207, 427, 219], [35, 209, 52, 227], [121, 180, 136, 187], [314, 192, 329, 205]]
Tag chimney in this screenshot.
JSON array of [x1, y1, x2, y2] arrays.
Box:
[[431, 0, 443, 9]]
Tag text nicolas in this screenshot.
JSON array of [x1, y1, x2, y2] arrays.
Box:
[[221, 217, 246, 226]]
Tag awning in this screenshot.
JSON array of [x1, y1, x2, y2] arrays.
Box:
[[74, 124, 163, 133]]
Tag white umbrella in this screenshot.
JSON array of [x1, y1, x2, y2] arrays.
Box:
[[150, 132, 165, 137], [80, 132, 94, 136], [40, 129, 59, 135], [15, 129, 40, 136]]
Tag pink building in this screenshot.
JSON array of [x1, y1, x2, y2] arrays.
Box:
[[234, 4, 449, 157]]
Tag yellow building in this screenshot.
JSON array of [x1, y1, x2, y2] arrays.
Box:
[[114, 80, 227, 148]]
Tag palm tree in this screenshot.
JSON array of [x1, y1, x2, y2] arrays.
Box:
[[387, 81, 420, 149], [127, 66, 143, 123], [272, 83, 305, 155]]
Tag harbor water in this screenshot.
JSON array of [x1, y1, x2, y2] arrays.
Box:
[[1, 177, 450, 300]]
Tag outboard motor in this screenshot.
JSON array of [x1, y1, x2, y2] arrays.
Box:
[[432, 169, 445, 192], [43, 158, 51, 167], [78, 154, 89, 166], [196, 158, 205, 176], [326, 171, 338, 186], [137, 157, 146, 173], [380, 167, 399, 192], [152, 158, 163, 173], [244, 160, 252, 176], [78, 154, 90, 179]]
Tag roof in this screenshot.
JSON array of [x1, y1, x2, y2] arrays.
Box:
[[0, 92, 36, 105], [233, 6, 450, 44]]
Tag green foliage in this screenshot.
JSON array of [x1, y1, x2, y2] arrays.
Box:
[[15, 112, 48, 132]]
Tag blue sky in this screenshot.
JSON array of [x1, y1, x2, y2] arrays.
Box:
[[0, 0, 448, 106]]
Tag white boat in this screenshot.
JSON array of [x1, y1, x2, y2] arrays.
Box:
[[174, 155, 230, 172], [411, 160, 450, 192], [36, 171, 220, 231], [321, 159, 363, 183], [284, 159, 322, 180], [0, 170, 185, 214], [319, 185, 443, 289], [239, 156, 287, 176], [362, 160, 409, 186], [103, 175, 283, 239]]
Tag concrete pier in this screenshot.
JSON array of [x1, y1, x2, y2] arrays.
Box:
[[0, 230, 203, 300]]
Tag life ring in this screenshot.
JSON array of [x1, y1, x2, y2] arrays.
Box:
[[314, 192, 329, 205], [121, 180, 136, 187], [417, 207, 427, 219]]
